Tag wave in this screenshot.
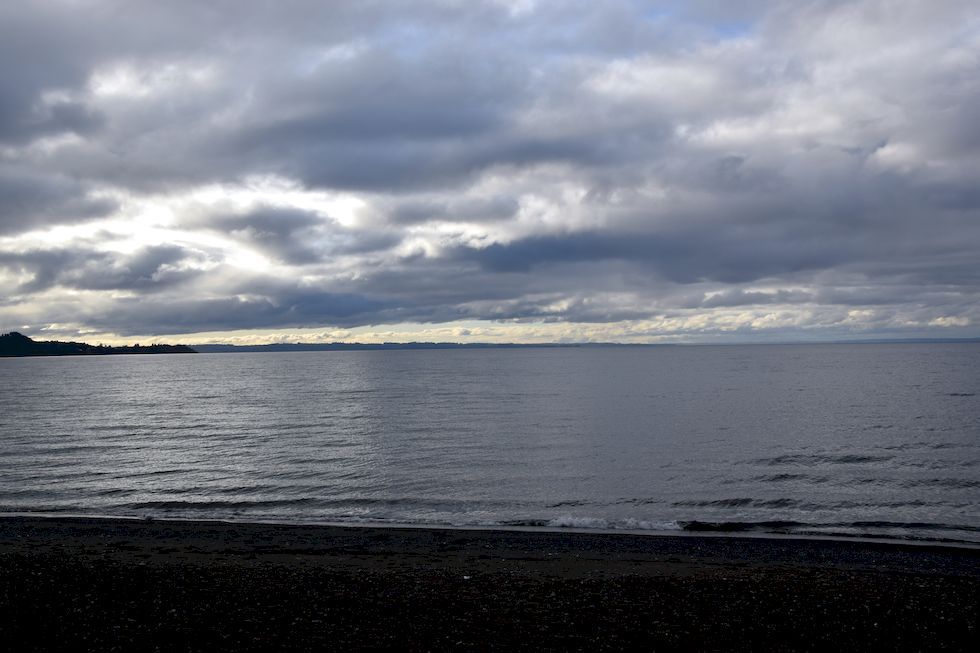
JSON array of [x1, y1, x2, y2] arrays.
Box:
[[680, 520, 804, 532], [750, 453, 894, 466], [4, 502, 978, 545], [750, 473, 830, 483], [115, 495, 534, 513], [678, 519, 980, 538], [503, 515, 683, 531], [497, 514, 980, 544], [451, 514, 980, 543], [674, 497, 802, 508]]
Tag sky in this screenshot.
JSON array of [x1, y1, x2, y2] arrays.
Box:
[[1, 0, 978, 345]]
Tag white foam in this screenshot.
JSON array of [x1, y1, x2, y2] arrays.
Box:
[[620, 517, 683, 531]]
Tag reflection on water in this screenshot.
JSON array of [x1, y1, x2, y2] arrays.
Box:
[[1, 344, 978, 543]]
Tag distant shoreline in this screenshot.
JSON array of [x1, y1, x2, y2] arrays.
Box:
[[3, 331, 979, 357], [4, 510, 977, 550], [191, 341, 676, 353], [191, 337, 980, 353]]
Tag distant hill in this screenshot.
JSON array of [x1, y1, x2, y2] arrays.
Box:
[[190, 339, 980, 353], [0, 332, 197, 357], [191, 342, 671, 353]]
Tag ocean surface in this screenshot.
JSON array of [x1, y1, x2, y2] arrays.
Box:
[[1, 344, 978, 544]]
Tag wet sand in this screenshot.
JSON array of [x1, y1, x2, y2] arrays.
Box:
[[1, 516, 977, 650]]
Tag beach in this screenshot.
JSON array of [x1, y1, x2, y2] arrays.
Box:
[[1, 516, 976, 650]]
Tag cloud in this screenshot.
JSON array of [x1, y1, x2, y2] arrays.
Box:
[[0, 168, 117, 235], [88, 288, 392, 335], [383, 196, 521, 226], [193, 205, 401, 265], [0, 244, 209, 293], [0, 0, 978, 341]]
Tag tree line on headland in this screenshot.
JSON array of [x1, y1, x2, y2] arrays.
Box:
[[0, 332, 196, 357]]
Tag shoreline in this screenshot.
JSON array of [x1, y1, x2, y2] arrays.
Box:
[[3, 510, 979, 550], [2, 515, 977, 649]]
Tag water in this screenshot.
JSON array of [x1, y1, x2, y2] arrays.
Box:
[[1, 345, 978, 543]]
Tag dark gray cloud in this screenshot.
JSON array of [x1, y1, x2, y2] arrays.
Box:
[[454, 220, 861, 284], [0, 244, 207, 293], [699, 289, 813, 309], [197, 206, 401, 265], [0, 168, 117, 234], [0, 0, 978, 340], [87, 289, 392, 336]]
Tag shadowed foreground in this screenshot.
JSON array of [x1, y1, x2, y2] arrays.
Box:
[[0, 517, 977, 651]]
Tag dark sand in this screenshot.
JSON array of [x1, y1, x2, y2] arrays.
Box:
[[1, 517, 977, 651]]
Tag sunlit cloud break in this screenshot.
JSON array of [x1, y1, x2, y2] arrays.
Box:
[[1, 1, 978, 344]]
